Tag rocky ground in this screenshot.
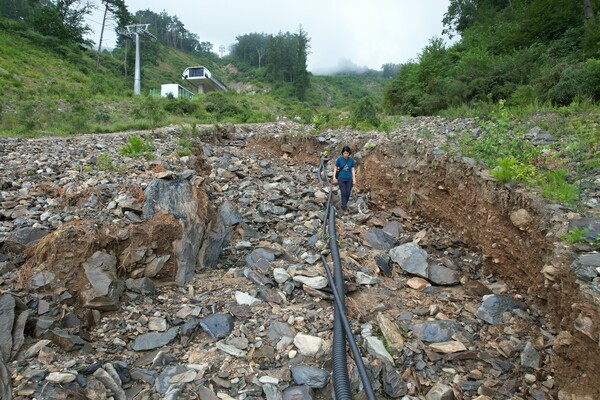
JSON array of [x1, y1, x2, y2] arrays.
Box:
[[0, 118, 599, 400]]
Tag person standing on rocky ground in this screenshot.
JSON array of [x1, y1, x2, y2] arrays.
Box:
[[332, 145, 356, 212]]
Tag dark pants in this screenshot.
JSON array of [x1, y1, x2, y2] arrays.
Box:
[[338, 178, 353, 209]]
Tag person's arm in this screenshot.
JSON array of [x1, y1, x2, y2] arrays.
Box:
[[333, 165, 338, 181]]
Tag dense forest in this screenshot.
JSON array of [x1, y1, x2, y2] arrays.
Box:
[[384, 0, 600, 115]]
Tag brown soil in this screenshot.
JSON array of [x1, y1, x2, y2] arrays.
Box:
[[249, 134, 600, 398], [21, 212, 183, 296]]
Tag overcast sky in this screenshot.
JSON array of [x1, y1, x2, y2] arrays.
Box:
[[88, 0, 453, 74]]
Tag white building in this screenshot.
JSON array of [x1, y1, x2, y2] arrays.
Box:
[[160, 83, 195, 99]]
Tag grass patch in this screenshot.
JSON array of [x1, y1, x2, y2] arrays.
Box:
[[490, 156, 538, 183], [541, 169, 579, 204]]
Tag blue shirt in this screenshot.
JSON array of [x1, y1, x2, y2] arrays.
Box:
[[336, 156, 355, 180]]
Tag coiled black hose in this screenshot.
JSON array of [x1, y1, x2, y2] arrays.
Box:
[[317, 157, 376, 400]]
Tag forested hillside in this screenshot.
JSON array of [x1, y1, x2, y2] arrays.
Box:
[[0, 0, 388, 136], [2, 0, 600, 132], [384, 0, 600, 115]]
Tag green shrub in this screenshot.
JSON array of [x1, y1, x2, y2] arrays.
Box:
[[164, 98, 199, 115], [118, 135, 155, 158], [94, 108, 111, 123], [544, 63, 587, 106], [458, 100, 541, 166], [582, 21, 600, 58], [288, 106, 313, 124], [312, 111, 332, 129], [17, 102, 40, 132], [561, 227, 591, 244], [132, 95, 166, 130], [64, 102, 91, 134], [203, 92, 242, 121], [378, 118, 393, 133], [351, 97, 380, 128], [490, 156, 538, 183], [96, 152, 114, 171], [509, 85, 538, 107], [177, 137, 192, 156]]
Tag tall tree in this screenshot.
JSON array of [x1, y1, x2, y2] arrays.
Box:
[[232, 33, 271, 67], [126, 9, 210, 54], [442, 0, 513, 37], [293, 26, 310, 100], [382, 63, 401, 78], [96, 0, 130, 69], [29, 0, 93, 45]]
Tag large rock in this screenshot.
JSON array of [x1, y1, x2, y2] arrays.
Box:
[[81, 251, 124, 311], [364, 336, 394, 364], [291, 365, 330, 389], [2, 227, 48, 254], [364, 228, 395, 251], [428, 263, 460, 286], [571, 253, 600, 281], [283, 386, 314, 400], [569, 218, 600, 242], [476, 295, 521, 325], [198, 202, 236, 269], [0, 355, 11, 400], [143, 178, 208, 285], [377, 313, 404, 354], [199, 314, 234, 340], [0, 294, 15, 362], [426, 382, 454, 400], [293, 333, 322, 356], [510, 209, 532, 230], [132, 327, 179, 351], [411, 320, 462, 343], [389, 243, 429, 278]]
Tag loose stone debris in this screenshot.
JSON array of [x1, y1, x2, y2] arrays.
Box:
[[0, 118, 598, 399]]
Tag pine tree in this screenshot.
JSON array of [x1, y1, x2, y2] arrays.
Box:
[[293, 26, 310, 100]]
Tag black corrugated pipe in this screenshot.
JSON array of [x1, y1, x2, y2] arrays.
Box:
[[327, 205, 352, 400], [317, 156, 376, 400], [321, 255, 377, 400]]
